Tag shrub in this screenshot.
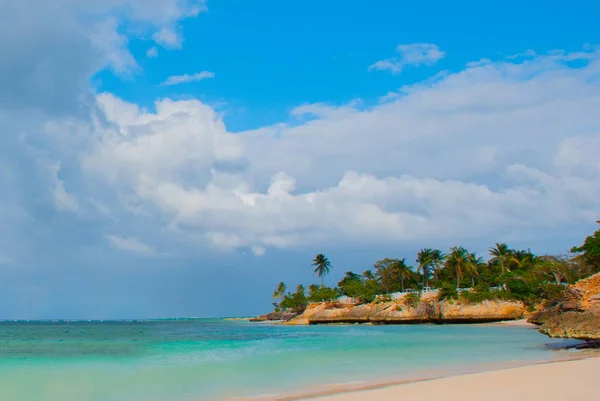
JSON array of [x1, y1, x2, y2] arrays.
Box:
[[308, 286, 340, 303], [438, 283, 458, 300], [404, 292, 421, 307]]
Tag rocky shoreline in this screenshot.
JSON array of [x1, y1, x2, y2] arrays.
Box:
[[528, 273, 600, 344], [252, 292, 527, 325]]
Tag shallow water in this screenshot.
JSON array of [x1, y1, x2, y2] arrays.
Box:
[[0, 319, 569, 401]]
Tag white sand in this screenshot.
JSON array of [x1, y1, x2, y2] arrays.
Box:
[[309, 357, 598, 401]]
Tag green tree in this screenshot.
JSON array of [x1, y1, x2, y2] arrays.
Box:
[[272, 282, 287, 302], [374, 258, 402, 293], [489, 243, 512, 274], [445, 246, 471, 289], [312, 253, 332, 287], [571, 221, 600, 269], [416, 248, 434, 288], [308, 284, 339, 303], [337, 272, 362, 296], [395, 258, 416, 292], [510, 249, 538, 271], [280, 284, 308, 313], [467, 252, 486, 287]]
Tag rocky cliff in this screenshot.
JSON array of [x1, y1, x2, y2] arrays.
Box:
[[284, 295, 526, 325], [528, 272, 600, 342]]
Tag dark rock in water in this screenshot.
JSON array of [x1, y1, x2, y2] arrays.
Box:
[[249, 311, 297, 322]]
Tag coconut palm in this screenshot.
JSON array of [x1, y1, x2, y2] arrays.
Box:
[[489, 243, 512, 274], [445, 246, 471, 289], [467, 252, 486, 287], [394, 258, 416, 292], [312, 253, 332, 287], [429, 249, 446, 283], [511, 249, 538, 270], [272, 282, 287, 301], [416, 248, 434, 288]]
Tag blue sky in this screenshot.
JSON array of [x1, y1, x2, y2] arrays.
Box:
[[1, 0, 600, 319]]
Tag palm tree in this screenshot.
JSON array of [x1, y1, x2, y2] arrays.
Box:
[[312, 253, 332, 287], [416, 248, 434, 288], [273, 281, 287, 302], [445, 246, 470, 289], [394, 258, 416, 293], [511, 249, 539, 271], [489, 243, 512, 274], [429, 249, 446, 283], [467, 253, 485, 287], [362, 270, 376, 281]]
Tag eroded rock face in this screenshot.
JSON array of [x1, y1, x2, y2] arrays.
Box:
[[439, 300, 525, 323], [369, 302, 433, 324], [530, 273, 600, 340], [309, 304, 384, 324], [572, 273, 600, 310], [539, 306, 600, 341], [302, 299, 525, 325]]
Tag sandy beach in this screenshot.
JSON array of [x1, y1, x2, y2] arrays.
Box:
[[307, 356, 598, 401]]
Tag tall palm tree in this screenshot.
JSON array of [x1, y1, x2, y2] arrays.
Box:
[[416, 248, 434, 288], [446, 246, 470, 289], [312, 253, 332, 287], [467, 253, 485, 287], [489, 243, 512, 274], [430, 249, 446, 283], [394, 258, 416, 292], [272, 282, 287, 302]]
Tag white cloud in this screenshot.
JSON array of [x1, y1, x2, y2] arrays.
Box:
[[251, 246, 266, 256], [46, 161, 79, 213], [48, 48, 600, 255], [369, 43, 446, 74], [161, 71, 215, 86], [146, 47, 158, 58], [105, 235, 156, 255], [153, 27, 182, 49]]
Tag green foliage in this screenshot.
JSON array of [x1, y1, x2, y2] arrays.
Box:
[[341, 276, 382, 304], [438, 283, 458, 300], [308, 285, 339, 303], [280, 284, 308, 313], [374, 258, 417, 293], [337, 272, 363, 296], [269, 224, 600, 313], [404, 292, 421, 307], [535, 283, 566, 305], [571, 221, 600, 270]]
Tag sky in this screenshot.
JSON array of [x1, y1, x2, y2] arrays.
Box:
[[1, 0, 600, 319]]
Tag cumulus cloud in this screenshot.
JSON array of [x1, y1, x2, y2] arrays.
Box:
[[106, 235, 156, 255], [0, 0, 206, 115], [153, 27, 182, 49], [369, 43, 446, 74], [56, 48, 599, 255], [161, 71, 215, 86]]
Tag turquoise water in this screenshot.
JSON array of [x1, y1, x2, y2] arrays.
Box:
[[0, 319, 568, 401]]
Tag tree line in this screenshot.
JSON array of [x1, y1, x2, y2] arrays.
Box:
[[272, 222, 600, 313]]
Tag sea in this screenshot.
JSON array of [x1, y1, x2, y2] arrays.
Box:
[[0, 318, 574, 401]]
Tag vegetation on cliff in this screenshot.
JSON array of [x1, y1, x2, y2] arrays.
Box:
[[269, 223, 600, 318]]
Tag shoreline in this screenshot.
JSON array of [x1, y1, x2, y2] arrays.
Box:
[[230, 348, 599, 401], [301, 354, 600, 401]]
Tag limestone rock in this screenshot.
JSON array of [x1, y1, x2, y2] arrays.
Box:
[[438, 300, 525, 323], [539, 307, 600, 341], [370, 302, 433, 324]]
